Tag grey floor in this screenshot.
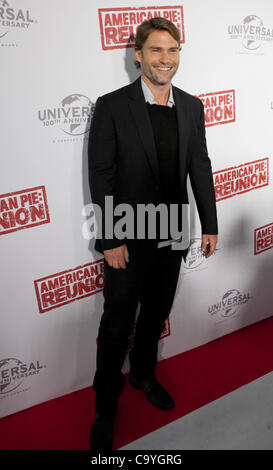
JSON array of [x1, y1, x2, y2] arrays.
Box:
[[120, 371, 273, 450]]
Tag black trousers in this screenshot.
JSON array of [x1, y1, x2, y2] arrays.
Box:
[[92, 239, 185, 415]]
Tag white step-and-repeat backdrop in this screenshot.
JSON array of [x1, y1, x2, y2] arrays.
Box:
[[1, 0, 273, 418]]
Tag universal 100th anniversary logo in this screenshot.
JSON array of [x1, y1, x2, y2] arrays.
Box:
[[38, 94, 95, 143], [209, 289, 252, 321], [228, 15, 273, 52], [0, 0, 37, 45], [0, 357, 46, 398]]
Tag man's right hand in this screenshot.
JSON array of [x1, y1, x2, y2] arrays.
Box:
[[103, 244, 129, 269]]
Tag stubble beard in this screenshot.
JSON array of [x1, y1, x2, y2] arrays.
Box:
[[143, 63, 178, 86]]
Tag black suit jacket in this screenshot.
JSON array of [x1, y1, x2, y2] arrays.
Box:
[[88, 76, 218, 258]]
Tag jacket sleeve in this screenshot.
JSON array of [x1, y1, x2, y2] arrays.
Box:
[[189, 98, 218, 234], [88, 96, 125, 251]]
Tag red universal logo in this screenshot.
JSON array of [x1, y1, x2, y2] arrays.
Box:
[[98, 5, 185, 50]]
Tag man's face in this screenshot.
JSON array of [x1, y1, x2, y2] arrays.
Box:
[[135, 30, 180, 86]]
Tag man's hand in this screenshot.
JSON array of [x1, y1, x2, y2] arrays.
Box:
[[103, 244, 129, 269], [201, 234, 218, 258]]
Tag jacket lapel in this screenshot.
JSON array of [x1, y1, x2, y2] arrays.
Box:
[[128, 77, 160, 186], [172, 86, 190, 185], [128, 77, 190, 189]]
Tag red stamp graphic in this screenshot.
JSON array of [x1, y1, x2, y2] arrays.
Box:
[[197, 90, 235, 127], [0, 185, 50, 236], [254, 222, 273, 255], [34, 259, 105, 313], [98, 5, 185, 50], [213, 158, 269, 202]]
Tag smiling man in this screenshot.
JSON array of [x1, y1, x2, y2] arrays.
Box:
[[88, 17, 218, 451], [135, 27, 179, 92]]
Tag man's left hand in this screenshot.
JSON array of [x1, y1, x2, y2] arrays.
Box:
[[201, 234, 218, 258]]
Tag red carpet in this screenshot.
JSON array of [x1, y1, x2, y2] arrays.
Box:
[[1, 315, 273, 450]]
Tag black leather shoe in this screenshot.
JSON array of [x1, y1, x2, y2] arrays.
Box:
[[129, 372, 175, 410], [89, 412, 116, 451]]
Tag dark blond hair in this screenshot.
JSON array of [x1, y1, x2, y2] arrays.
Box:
[[135, 17, 181, 68]]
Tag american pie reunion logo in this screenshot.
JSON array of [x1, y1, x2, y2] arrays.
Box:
[[98, 5, 185, 50], [254, 222, 273, 256], [197, 90, 235, 127], [34, 259, 105, 313], [213, 158, 269, 202], [0, 186, 50, 235]]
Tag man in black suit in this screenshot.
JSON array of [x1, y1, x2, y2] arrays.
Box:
[[88, 17, 218, 451]]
